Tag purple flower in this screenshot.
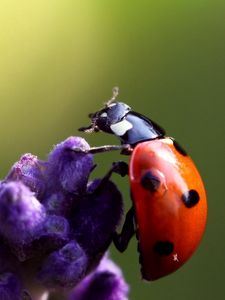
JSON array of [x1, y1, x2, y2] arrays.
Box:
[[0, 182, 46, 248], [0, 136, 129, 299], [5, 153, 46, 198], [0, 243, 20, 275], [69, 254, 129, 300], [0, 272, 22, 300], [69, 179, 123, 257], [37, 240, 88, 288], [43, 191, 72, 216], [34, 215, 70, 252], [45, 136, 94, 195]]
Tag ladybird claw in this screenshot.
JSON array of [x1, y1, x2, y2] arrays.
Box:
[[112, 161, 128, 177]]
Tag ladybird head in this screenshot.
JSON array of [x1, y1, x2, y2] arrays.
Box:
[[79, 88, 131, 135], [79, 88, 166, 145]]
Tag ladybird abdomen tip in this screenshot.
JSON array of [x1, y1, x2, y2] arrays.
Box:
[[141, 271, 157, 281]]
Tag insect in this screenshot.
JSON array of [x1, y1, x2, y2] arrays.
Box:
[[77, 87, 207, 281]]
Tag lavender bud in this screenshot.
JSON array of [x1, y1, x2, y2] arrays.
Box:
[[69, 254, 129, 300], [0, 272, 23, 300], [0, 182, 46, 246], [39, 215, 70, 249], [0, 243, 20, 274], [46, 137, 94, 194], [43, 192, 73, 216], [37, 240, 88, 288], [5, 153, 46, 198], [69, 179, 123, 256], [14, 215, 70, 261]]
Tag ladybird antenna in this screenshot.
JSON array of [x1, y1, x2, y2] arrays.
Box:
[[78, 123, 99, 133], [111, 86, 119, 101], [106, 86, 119, 106], [80, 87, 120, 132]]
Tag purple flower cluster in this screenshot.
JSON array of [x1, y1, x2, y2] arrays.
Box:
[[0, 136, 129, 300]]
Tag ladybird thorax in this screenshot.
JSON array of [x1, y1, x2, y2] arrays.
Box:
[[82, 101, 165, 145], [96, 103, 165, 145], [114, 112, 165, 145]]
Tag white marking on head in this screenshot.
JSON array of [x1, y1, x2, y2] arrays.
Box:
[[100, 112, 107, 118], [110, 119, 133, 136], [108, 103, 117, 108]]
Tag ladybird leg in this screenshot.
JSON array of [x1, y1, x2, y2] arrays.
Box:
[[94, 161, 129, 193], [72, 144, 132, 154], [113, 206, 135, 252], [111, 161, 129, 177]]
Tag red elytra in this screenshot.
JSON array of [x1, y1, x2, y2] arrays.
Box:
[[129, 138, 207, 280]]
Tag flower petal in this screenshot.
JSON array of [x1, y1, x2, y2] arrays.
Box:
[[68, 254, 129, 300], [46, 137, 94, 194], [37, 240, 88, 288]]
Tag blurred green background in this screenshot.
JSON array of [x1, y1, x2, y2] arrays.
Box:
[[0, 1, 224, 299]]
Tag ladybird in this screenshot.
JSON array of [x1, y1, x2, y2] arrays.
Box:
[[78, 88, 207, 281]]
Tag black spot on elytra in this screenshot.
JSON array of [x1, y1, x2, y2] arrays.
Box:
[[141, 171, 160, 192], [153, 241, 174, 256], [173, 139, 187, 156], [182, 189, 200, 208]]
